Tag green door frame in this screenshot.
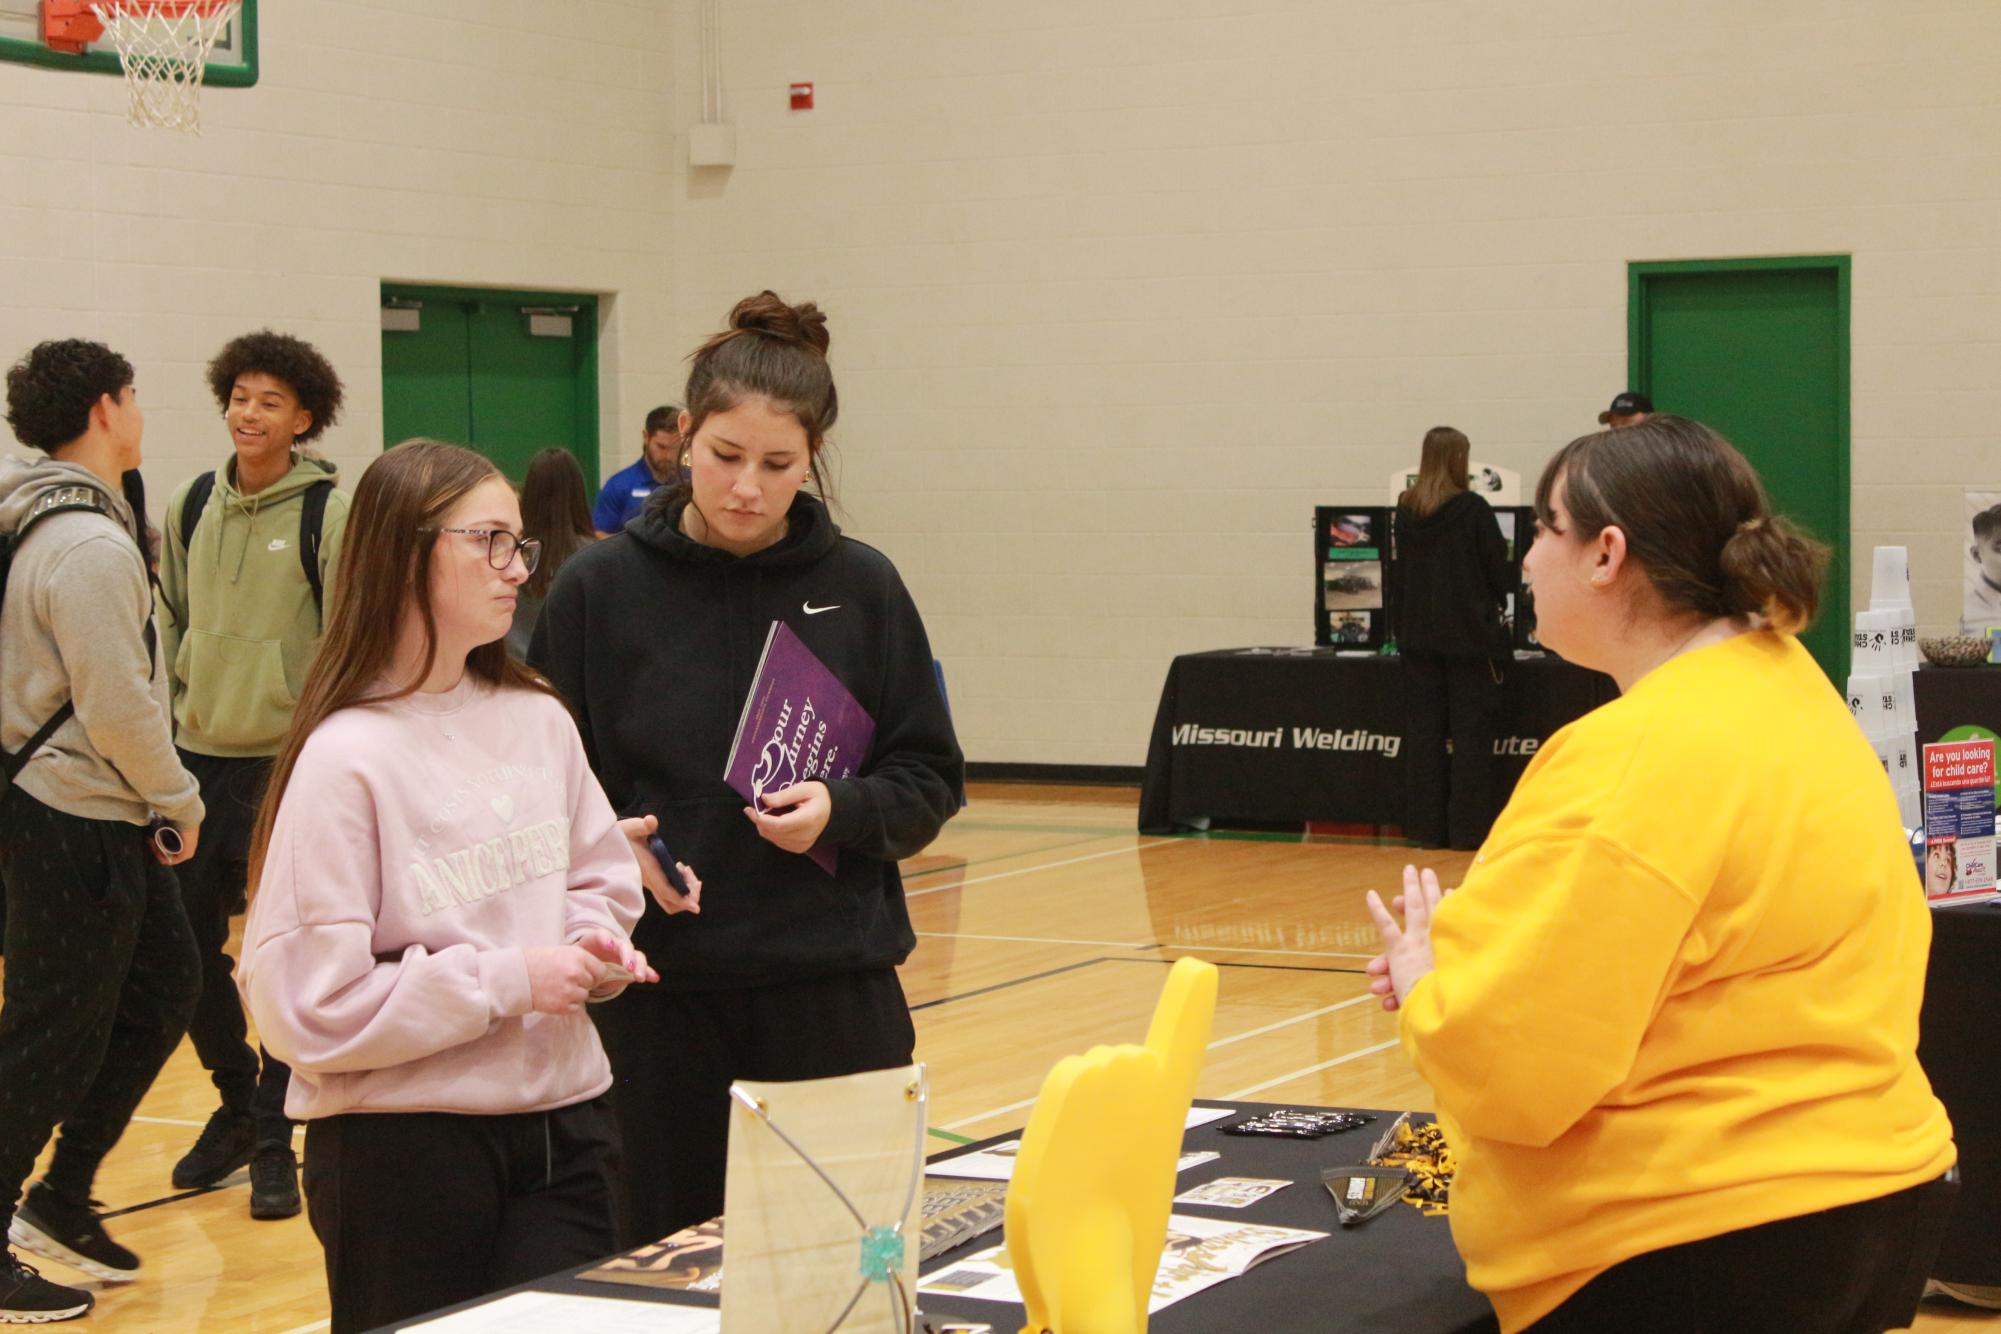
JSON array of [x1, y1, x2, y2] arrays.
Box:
[[380, 282, 601, 489], [1627, 255, 1852, 665]]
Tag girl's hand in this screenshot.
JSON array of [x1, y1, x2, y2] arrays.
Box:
[[575, 929, 658, 984], [1364, 865, 1446, 1009], [523, 945, 609, 1014], [745, 781, 831, 854], [620, 813, 702, 915]]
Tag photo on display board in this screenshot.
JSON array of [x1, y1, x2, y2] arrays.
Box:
[[1326, 513, 1376, 550], [1323, 561, 1384, 611], [1965, 490, 2001, 641], [1494, 511, 1517, 562], [1329, 612, 1372, 644]]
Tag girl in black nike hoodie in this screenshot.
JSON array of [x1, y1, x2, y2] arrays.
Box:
[[530, 292, 963, 1248]]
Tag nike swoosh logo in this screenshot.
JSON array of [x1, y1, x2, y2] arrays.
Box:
[[803, 602, 841, 615]]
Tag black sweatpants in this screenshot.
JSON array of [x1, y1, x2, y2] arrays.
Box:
[[1401, 651, 1506, 850], [1527, 1171, 1958, 1333], [591, 966, 917, 1248], [175, 750, 291, 1146], [0, 785, 199, 1229], [302, 1096, 620, 1334]]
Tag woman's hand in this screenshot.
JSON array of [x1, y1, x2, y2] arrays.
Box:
[[619, 814, 703, 915], [523, 945, 610, 1014], [575, 929, 658, 998], [1365, 865, 1445, 1011], [745, 781, 831, 854]]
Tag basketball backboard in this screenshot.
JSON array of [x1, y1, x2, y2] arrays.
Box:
[[0, 0, 257, 85]]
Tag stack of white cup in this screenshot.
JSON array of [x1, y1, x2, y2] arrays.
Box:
[[1846, 546, 1921, 827]]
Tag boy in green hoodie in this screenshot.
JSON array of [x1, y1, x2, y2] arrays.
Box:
[[158, 331, 348, 1221]]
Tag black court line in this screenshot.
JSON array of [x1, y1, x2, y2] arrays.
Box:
[[909, 957, 1108, 1012], [100, 1183, 230, 1220], [1127, 956, 1366, 976], [900, 830, 1134, 882], [911, 951, 1364, 1013]]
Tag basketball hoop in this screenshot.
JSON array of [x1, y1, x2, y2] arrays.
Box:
[[88, 0, 241, 133]]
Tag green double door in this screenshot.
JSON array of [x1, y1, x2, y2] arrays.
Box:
[[380, 284, 599, 488], [1630, 258, 1850, 681]]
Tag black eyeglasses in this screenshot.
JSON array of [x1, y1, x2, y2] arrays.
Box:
[[428, 527, 542, 575]]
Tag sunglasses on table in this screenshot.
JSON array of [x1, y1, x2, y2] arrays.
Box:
[[427, 527, 543, 575]]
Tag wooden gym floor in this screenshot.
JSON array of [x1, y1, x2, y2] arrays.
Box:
[[3, 782, 1989, 1330]]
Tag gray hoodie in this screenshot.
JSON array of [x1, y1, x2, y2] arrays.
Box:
[[0, 456, 202, 828]]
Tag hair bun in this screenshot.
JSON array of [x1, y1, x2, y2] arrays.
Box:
[[728, 291, 830, 356]]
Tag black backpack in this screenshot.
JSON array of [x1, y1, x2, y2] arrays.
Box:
[[0, 484, 153, 790], [178, 471, 335, 614]]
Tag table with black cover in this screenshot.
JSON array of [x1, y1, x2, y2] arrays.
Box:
[[1139, 649, 1617, 835], [1919, 903, 2001, 1288], [1914, 664, 2001, 748], [382, 1101, 1496, 1334]]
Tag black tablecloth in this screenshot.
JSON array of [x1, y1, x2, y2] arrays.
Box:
[[1914, 664, 2001, 747], [1920, 903, 2001, 1286], [386, 1101, 1496, 1334], [1139, 649, 1616, 834]]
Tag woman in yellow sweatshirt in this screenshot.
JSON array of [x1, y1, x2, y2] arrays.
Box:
[[1367, 415, 1956, 1333]]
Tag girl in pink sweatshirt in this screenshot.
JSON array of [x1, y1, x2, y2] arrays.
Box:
[[237, 439, 657, 1334]]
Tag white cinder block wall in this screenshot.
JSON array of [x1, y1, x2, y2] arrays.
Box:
[[0, 0, 681, 502], [5, 2, 1998, 769], [666, 0, 2001, 767]]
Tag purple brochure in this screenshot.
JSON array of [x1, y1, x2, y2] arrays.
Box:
[[724, 621, 876, 875]]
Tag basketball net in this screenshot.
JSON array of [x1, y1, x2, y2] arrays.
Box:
[[89, 0, 240, 133]]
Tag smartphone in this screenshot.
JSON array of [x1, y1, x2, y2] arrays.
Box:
[[646, 833, 693, 896]]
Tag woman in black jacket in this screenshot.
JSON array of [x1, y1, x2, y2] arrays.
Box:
[[530, 292, 964, 1248], [1390, 427, 1512, 850]]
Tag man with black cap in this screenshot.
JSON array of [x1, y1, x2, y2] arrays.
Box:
[[1598, 392, 1653, 428]]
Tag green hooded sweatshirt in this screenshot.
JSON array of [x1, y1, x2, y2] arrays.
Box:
[[160, 453, 348, 757]]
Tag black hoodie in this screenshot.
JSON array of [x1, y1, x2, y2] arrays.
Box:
[[529, 491, 963, 989], [1389, 490, 1513, 658]]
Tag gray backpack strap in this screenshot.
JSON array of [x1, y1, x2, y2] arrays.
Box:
[[0, 486, 121, 788]]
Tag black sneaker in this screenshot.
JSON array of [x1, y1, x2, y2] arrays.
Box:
[[0, 1250, 92, 1324], [7, 1186, 137, 1285], [248, 1146, 300, 1221], [171, 1107, 254, 1190]]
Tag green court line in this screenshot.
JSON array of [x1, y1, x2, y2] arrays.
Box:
[[927, 1127, 977, 1145]]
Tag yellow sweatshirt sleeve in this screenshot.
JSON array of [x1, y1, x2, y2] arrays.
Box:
[[1400, 831, 1702, 1148]]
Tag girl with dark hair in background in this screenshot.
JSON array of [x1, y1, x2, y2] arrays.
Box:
[[507, 447, 597, 659], [532, 291, 964, 1247], [1367, 416, 1955, 1334], [237, 440, 656, 1333], [1390, 426, 1512, 850]]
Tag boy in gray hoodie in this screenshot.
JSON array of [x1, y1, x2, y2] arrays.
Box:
[[0, 340, 202, 1324]]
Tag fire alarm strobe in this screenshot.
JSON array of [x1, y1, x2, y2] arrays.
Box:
[[790, 81, 814, 110]]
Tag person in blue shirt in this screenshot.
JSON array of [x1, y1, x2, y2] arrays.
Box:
[[593, 405, 684, 535]]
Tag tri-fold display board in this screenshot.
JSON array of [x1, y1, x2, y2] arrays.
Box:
[[1313, 505, 1539, 653]]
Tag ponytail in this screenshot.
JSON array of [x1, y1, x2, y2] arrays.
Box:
[[1719, 513, 1827, 633]]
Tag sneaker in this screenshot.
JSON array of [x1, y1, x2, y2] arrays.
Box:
[[7, 1186, 137, 1284], [0, 1250, 92, 1324], [171, 1107, 254, 1190], [1928, 1279, 2001, 1310], [248, 1146, 300, 1221]]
